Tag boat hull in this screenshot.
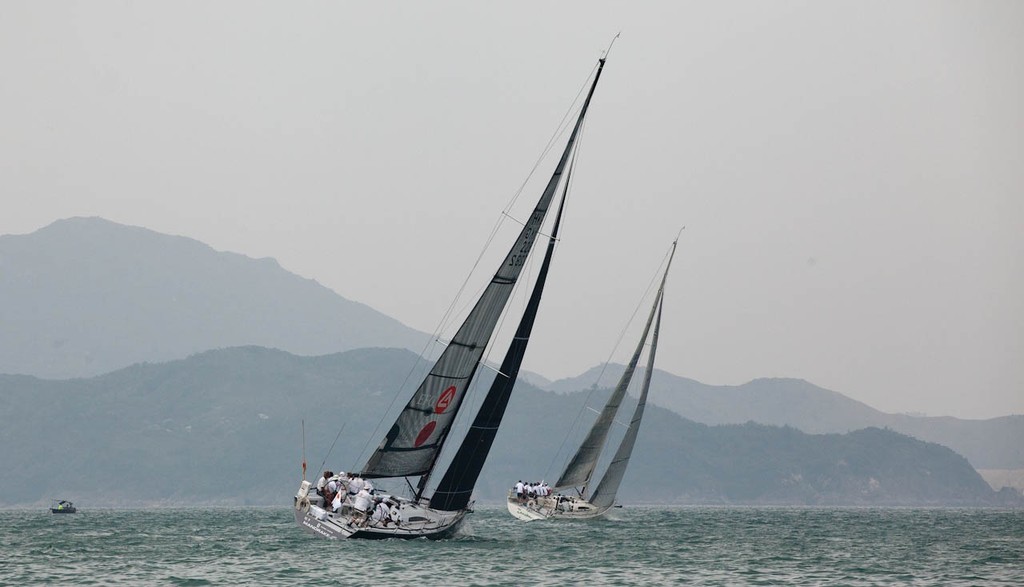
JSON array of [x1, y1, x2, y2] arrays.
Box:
[[506, 491, 609, 521], [293, 481, 467, 540], [50, 508, 77, 514]]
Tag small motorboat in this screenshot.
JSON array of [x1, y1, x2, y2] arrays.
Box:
[[51, 500, 77, 514]]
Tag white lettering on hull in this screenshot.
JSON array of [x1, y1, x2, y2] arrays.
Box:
[[301, 515, 339, 539]]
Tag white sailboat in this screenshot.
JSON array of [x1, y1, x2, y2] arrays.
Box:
[[507, 239, 677, 521], [293, 56, 610, 539]]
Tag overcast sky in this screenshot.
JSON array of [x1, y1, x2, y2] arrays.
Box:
[[3, 2, 1021, 419]]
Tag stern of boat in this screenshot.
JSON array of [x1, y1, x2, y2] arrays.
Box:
[[506, 490, 549, 521]]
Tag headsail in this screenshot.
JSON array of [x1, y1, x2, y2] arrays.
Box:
[[360, 59, 607, 483], [590, 239, 674, 507]]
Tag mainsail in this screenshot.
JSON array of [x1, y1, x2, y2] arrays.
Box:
[[360, 59, 607, 491], [555, 239, 677, 495]]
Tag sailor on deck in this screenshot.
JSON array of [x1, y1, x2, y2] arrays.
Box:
[[370, 497, 392, 527], [316, 470, 333, 496], [352, 487, 373, 526], [348, 476, 365, 496]]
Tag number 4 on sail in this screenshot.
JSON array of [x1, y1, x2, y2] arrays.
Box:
[[292, 55, 610, 539], [508, 238, 678, 521]]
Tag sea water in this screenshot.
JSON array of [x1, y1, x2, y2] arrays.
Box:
[[1, 506, 1021, 585]]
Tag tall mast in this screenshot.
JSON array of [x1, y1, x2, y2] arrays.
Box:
[[359, 59, 608, 502]]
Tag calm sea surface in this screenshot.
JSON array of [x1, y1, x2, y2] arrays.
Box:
[[1, 506, 1020, 586]]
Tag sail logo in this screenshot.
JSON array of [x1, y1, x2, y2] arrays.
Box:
[[414, 421, 437, 447], [435, 386, 457, 413]]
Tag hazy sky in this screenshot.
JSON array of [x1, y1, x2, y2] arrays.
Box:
[[3, 2, 1021, 419]]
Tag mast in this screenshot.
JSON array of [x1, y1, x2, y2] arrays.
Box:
[[589, 240, 676, 508], [360, 59, 608, 499]]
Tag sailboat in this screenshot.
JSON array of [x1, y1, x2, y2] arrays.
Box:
[[292, 56, 609, 539], [507, 238, 677, 521]]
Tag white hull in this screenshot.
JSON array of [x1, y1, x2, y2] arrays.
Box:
[[505, 490, 610, 521], [293, 481, 467, 540]]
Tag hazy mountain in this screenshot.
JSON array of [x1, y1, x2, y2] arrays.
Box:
[[0, 217, 429, 378], [548, 365, 1024, 470], [0, 347, 1014, 508], [2, 217, 1019, 481]]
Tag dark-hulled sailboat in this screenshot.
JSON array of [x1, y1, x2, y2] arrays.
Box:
[[293, 56, 609, 539], [508, 238, 677, 521]]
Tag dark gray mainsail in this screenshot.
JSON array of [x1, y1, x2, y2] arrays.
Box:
[[360, 59, 607, 489], [555, 238, 677, 495], [590, 252, 671, 507]]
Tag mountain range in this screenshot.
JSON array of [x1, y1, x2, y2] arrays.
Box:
[[545, 366, 1023, 470], [1, 217, 1021, 505], [0, 346, 1014, 508], [0, 217, 428, 379]]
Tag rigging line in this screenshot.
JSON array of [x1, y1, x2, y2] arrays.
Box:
[[602, 32, 622, 61], [417, 146, 576, 479], [505, 128, 586, 487], [534, 131, 594, 483], [354, 62, 601, 477], [499, 137, 572, 359], [444, 132, 582, 497], [557, 112, 587, 253], [301, 419, 307, 481], [442, 170, 557, 478], [537, 168, 594, 483], [501, 62, 599, 215], [435, 136, 570, 340], [499, 211, 561, 242], [432, 215, 506, 339], [313, 422, 345, 479], [435, 95, 592, 337], [413, 153, 581, 495], [589, 241, 674, 391], [354, 305, 446, 470], [545, 240, 675, 483], [433, 63, 597, 340]]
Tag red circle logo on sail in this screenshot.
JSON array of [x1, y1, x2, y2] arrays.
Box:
[[414, 421, 436, 448], [435, 386, 457, 414]]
